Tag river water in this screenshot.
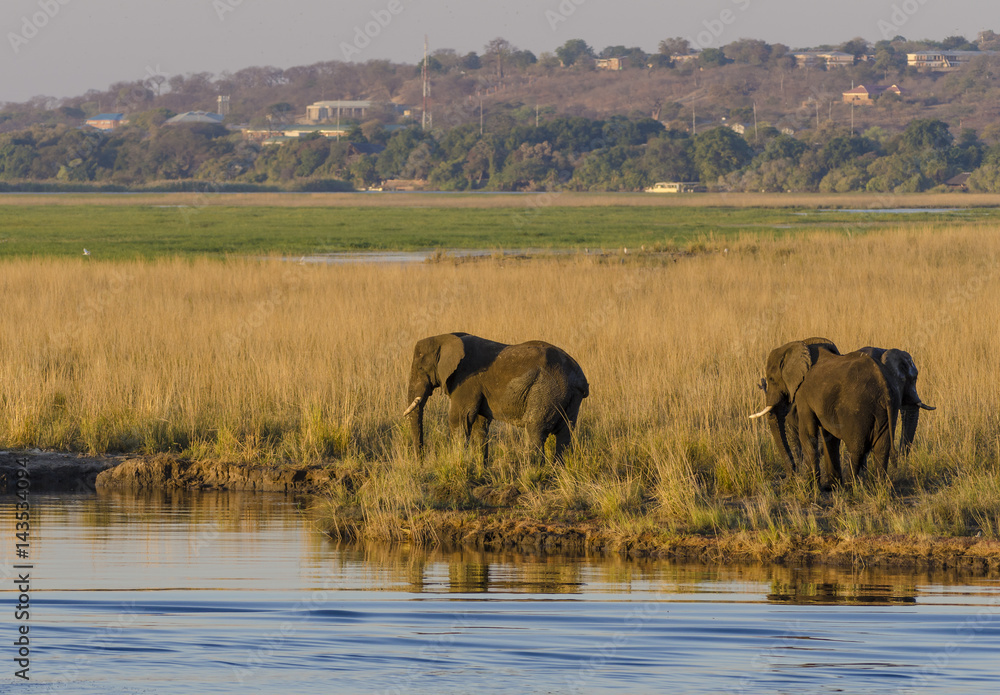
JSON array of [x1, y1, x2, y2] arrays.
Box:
[[2, 490, 999, 694]]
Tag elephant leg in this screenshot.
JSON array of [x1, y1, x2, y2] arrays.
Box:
[[842, 449, 861, 484], [785, 404, 803, 471], [820, 432, 842, 487], [552, 421, 572, 464], [525, 421, 550, 460], [798, 412, 823, 490], [872, 424, 893, 477], [471, 415, 491, 465], [855, 450, 870, 481], [551, 393, 583, 464], [448, 398, 480, 446]]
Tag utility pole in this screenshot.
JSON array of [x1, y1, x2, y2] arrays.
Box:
[[479, 94, 483, 135], [692, 105, 696, 134], [753, 101, 758, 143]]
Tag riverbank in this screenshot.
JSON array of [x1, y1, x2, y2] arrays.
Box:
[[2, 450, 336, 495], [341, 510, 1000, 572], [6, 449, 1000, 571]]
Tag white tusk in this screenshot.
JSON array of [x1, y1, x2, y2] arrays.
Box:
[[748, 405, 773, 420], [403, 396, 423, 416], [917, 402, 936, 411]]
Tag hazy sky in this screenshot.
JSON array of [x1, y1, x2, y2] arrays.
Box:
[[1, 0, 992, 103]]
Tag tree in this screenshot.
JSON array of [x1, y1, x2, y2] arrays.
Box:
[[692, 127, 752, 182], [758, 134, 807, 164], [942, 35, 976, 50], [899, 119, 953, 154], [658, 37, 690, 56], [460, 52, 482, 70], [555, 39, 595, 67], [483, 37, 514, 79], [698, 48, 729, 68], [416, 55, 444, 74], [509, 50, 537, 69], [723, 39, 772, 65], [821, 135, 879, 169], [642, 131, 696, 182], [840, 37, 870, 57]]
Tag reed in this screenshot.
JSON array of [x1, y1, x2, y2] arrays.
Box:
[[2, 222, 999, 545]]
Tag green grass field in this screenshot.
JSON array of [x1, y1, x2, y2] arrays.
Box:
[[0, 199, 995, 259]]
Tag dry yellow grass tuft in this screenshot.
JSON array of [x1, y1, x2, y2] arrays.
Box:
[[1, 222, 999, 541]]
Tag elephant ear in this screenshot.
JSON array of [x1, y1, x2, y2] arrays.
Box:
[[436, 334, 466, 393], [803, 336, 840, 355], [781, 341, 812, 401]]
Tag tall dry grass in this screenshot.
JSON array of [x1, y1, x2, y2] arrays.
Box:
[[2, 224, 999, 540]]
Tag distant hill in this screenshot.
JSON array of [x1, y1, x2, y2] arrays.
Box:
[[2, 34, 999, 137]]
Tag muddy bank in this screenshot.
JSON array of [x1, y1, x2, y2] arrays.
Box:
[[95, 454, 336, 493], [1, 450, 336, 494], [329, 511, 1000, 571], [1, 450, 121, 493]]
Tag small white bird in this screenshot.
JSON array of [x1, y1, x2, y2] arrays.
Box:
[[83, 248, 90, 256]]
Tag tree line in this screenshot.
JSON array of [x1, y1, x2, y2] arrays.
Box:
[[4, 110, 1000, 193]]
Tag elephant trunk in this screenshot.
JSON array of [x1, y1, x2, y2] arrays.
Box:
[[406, 381, 433, 457], [898, 405, 919, 456]]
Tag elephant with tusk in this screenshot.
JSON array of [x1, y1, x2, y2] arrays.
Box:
[[404, 333, 589, 464], [753, 338, 936, 477], [856, 346, 935, 458], [752, 337, 841, 476]]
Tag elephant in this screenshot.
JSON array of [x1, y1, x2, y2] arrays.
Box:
[[404, 333, 589, 464], [750, 337, 841, 476], [856, 347, 935, 456], [793, 351, 898, 489]]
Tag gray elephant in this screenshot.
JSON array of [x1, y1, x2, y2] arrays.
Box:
[[404, 333, 589, 463], [857, 347, 935, 456], [794, 351, 898, 489], [750, 337, 840, 475]]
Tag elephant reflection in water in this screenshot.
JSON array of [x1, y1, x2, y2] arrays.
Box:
[[751, 338, 934, 487], [767, 568, 917, 605]]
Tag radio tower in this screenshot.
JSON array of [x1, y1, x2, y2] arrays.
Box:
[[422, 35, 431, 130]]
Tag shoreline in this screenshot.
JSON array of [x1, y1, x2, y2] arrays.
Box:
[[1, 190, 1000, 208], [8, 451, 997, 571], [319, 509, 1000, 572]]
